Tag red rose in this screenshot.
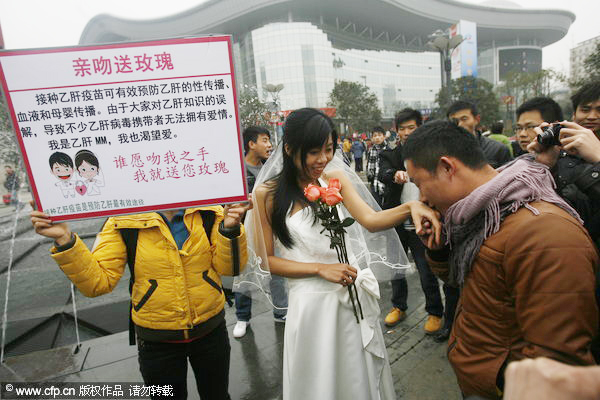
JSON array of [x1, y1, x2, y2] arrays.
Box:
[[328, 178, 341, 190], [324, 187, 343, 206], [304, 184, 322, 202]]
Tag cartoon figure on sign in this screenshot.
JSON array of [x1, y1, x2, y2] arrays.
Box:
[[75, 150, 104, 196], [49, 152, 76, 198]]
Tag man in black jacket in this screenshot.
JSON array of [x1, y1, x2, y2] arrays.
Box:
[[529, 82, 600, 248], [447, 101, 513, 168], [379, 109, 444, 335]]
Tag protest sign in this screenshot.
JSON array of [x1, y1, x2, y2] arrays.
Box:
[[0, 36, 247, 221]]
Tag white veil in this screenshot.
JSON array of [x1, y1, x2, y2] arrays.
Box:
[[233, 142, 412, 308]]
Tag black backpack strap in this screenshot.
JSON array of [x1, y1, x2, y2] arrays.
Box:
[[199, 209, 234, 306], [120, 228, 139, 346], [199, 209, 216, 246]]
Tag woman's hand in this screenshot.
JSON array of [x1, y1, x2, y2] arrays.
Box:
[[30, 201, 71, 245], [223, 198, 253, 228], [317, 263, 358, 286], [406, 201, 442, 248]]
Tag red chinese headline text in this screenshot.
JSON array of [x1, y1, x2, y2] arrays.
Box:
[[73, 52, 174, 77]]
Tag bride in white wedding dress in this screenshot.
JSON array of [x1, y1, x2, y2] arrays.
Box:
[[238, 108, 441, 400]]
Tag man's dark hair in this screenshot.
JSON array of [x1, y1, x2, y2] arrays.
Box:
[[371, 126, 385, 135], [402, 120, 487, 174], [571, 81, 600, 111], [48, 152, 73, 169], [395, 108, 423, 128], [490, 122, 504, 134], [243, 126, 270, 153], [516, 96, 563, 123], [446, 100, 478, 118]]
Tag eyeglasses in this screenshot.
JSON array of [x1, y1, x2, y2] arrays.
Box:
[[514, 125, 538, 133]]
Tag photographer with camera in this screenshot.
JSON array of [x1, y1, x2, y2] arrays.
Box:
[[528, 82, 600, 248]]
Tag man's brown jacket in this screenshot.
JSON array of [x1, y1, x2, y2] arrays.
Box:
[[428, 201, 599, 399]]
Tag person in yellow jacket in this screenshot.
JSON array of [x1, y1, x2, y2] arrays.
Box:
[[30, 202, 251, 400], [342, 137, 352, 165]]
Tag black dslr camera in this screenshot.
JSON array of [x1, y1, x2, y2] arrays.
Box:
[[536, 124, 564, 147]]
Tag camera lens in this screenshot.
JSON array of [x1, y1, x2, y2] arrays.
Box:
[[536, 124, 562, 147]]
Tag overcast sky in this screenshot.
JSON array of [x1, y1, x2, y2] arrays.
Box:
[[0, 0, 598, 76]]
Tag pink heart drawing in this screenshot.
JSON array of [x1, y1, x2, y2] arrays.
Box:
[[76, 183, 87, 196]]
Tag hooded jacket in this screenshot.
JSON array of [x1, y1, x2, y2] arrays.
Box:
[[51, 206, 247, 336]]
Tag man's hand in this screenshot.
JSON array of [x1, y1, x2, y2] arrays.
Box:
[[528, 122, 561, 169], [29, 201, 72, 245], [557, 121, 600, 163], [504, 357, 600, 400], [223, 198, 253, 229], [393, 170, 409, 184]]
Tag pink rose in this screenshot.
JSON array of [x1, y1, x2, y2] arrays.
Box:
[[328, 178, 341, 190], [304, 184, 322, 202], [318, 186, 327, 198], [324, 187, 343, 206]]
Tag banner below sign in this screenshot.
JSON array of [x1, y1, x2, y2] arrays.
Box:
[[0, 36, 247, 221]]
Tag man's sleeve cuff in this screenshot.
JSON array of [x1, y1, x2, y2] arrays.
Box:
[[53, 233, 76, 252], [218, 221, 241, 238], [426, 246, 450, 262]]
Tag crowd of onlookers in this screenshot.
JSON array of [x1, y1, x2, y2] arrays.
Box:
[[345, 80, 600, 399]]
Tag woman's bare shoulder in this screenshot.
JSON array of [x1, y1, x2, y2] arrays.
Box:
[[323, 169, 349, 182]]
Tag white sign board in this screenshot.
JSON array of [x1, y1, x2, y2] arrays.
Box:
[[0, 36, 247, 221]]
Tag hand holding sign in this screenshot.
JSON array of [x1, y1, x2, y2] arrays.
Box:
[[223, 198, 253, 228], [29, 201, 72, 246]]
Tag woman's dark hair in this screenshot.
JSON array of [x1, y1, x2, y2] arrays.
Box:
[[75, 150, 100, 171], [271, 108, 337, 248]]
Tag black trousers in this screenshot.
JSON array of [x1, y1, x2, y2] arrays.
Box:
[[354, 157, 363, 172], [391, 227, 444, 317], [137, 320, 231, 400]]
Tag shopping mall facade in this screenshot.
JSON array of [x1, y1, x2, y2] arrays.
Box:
[[79, 0, 574, 118]]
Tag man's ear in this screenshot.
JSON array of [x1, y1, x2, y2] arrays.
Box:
[[248, 140, 256, 151], [438, 156, 457, 178], [284, 143, 291, 156], [475, 115, 481, 125]]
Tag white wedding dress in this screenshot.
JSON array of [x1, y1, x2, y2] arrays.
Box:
[[277, 205, 396, 400]]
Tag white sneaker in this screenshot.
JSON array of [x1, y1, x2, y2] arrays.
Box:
[[233, 321, 248, 338]]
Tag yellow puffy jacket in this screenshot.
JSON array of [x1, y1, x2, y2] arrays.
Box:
[[51, 206, 247, 332]]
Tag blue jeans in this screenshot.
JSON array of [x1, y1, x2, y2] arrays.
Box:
[[235, 274, 288, 321], [391, 227, 444, 317]]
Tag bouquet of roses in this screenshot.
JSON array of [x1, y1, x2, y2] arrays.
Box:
[[304, 178, 363, 323]]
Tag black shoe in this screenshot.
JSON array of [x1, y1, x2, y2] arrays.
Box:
[[433, 327, 451, 343]]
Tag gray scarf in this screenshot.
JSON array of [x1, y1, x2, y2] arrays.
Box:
[[444, 155, 582, 287]]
